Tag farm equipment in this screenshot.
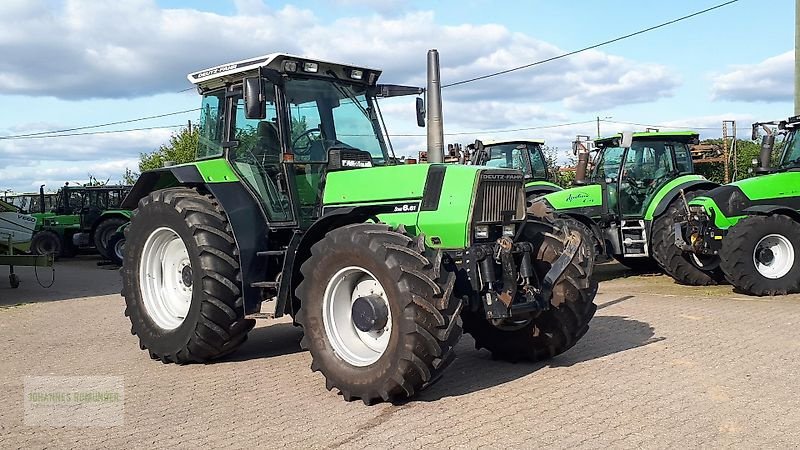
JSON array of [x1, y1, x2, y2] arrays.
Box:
[[0, 199, 53, 288], [675, 116, 800, 295], [30, 184, 131, 259], [535, 131, 721, 282], [119, 51, 597, 404], [1, 189, 57, 215], [469, 139, 562, 198]]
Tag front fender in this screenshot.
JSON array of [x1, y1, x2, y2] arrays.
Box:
[[647, 179, 720, 220]]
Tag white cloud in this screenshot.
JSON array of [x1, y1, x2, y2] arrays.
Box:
[[711, 51, 793, 103], [0, 1, 679, 112]]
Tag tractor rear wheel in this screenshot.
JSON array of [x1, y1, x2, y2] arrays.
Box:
[[720, 215, 800, 296], [462, 218, 598, 362], [651, 194, 724, 285], [122, 188, 254, 363], [94, 217, 127, 260], [295, 224, 462, 404]]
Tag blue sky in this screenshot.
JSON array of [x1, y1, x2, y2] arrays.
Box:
[[0, 0, 794, 192]]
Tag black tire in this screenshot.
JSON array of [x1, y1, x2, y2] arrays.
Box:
[[107, 232, 125, 266], [94, 217, 127, 260], [295, 223, 463, 404], [121, 188, 255, 363], [462, 218, 598, 362], [552, 215, 599, 275], [720, 215, 800, 296], [613, 255, 662, 273], [651, 193, 724, 285], [30, 230, 62, 258]]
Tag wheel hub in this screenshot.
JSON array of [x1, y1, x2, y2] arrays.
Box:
[[181, 265, 193, 288], [351, 295, 389, 332], [756, 248, 775, 265]]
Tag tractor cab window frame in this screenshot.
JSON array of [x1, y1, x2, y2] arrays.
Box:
[[197, 89, 226, 160], [527, 143, 549, 180], [780, 129, 800, 170]]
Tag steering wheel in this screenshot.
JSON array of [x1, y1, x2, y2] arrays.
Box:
[[291, 128, 322, 157]]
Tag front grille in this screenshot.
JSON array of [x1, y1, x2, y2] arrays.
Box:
[[474, 174, 525, 223]]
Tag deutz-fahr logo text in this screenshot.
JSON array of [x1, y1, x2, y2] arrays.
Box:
[[195, 63, 238, 79], [480, 172, 524, 181], [392, 203, 418, 213], [342, 160, 373, 168]]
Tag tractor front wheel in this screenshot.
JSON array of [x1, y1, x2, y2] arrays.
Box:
[[122, 188, 254, 363], [720, 215, 800, 296], [94, 217, 127, 260], [107, 231, 125, 266], [30, 230, 63, 258], [651, 194, 724, 285], [296, 224, 462, 404], [462, 218, 598, 362]]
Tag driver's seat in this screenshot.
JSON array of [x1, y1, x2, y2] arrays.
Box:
[[256, 121, 281, 163]]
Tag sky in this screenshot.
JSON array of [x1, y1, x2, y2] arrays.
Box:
[[0, 0, 794, 192]]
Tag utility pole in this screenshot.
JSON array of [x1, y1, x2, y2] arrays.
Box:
[[596, 116, 601, 139], [796, 0, 799, 115]]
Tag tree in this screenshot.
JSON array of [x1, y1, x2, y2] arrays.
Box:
[[139, 126, 198, 173], [541, 145, 576, 188]]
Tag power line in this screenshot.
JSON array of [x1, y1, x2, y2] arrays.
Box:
[[387, 119, 597, 137], [442, 0, 738, 88], [603, 119, 724, 130], [0, 125, 185, 140], [0, 108, 199, 140]]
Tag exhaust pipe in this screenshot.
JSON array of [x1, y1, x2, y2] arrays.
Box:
[[426, 49, 444, 163], [757, 134, 775, 173]]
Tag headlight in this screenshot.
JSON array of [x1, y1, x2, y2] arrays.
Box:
[[502, 224, 515, 237], [474, 225, 489, 239], [303, 62, 319, 73]]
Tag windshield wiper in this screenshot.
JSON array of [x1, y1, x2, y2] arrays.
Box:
[[326, 70, 371, 120]]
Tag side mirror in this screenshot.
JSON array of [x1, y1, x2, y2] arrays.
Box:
[[619, 131, 633, 149], [244, 77, 266, 120], [751, 123, 759, 141], [415, 97, 425, 127]]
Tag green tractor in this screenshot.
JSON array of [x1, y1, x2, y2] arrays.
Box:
[[1, 188, 57, 215], [30, 184, 131, 259], [535, 131, 722, 282], [468, 139, 562, 199], [675, 116, 800, 295], [119, 51, 597, 404]]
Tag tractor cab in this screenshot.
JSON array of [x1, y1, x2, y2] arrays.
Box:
[[190, 54, 398, 228], [589, 132, 697, 219], [470, 139, 561, 197]]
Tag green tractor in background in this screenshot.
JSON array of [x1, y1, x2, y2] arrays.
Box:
[[30, 184, 131, 259], [535, 131, 722, 283], [676, 116, 800, 295], [119, 51, 597, 404], [1, 189, 57, 215], [469, 139, 562, 199]]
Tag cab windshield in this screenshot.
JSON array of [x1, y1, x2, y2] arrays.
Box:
[[285, 78, 390, 165], [780, 129, 800, 169]]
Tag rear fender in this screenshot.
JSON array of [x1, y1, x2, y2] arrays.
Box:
[[122, 166, 269, 316], [649, 180, 720, 220]]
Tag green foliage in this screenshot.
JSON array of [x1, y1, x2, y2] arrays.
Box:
[[542, 145, 576, 188], [139, 126, 199, 173], [693, 138, 781, 184], [291, 116, 309, 142]]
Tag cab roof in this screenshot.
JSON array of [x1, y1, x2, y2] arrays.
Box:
[[596, 131, 699, 146], [482, 139, 545, 146], [187, 53, 383, 91]]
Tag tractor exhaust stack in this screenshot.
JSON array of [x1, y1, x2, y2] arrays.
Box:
[[426, 49, 444, 163]]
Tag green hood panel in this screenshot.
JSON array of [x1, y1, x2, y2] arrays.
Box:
[[187, 159, 240, 183], [725, 172, 800, 201], [526, 180, 561, 191], [541, 184, 603, 211], [322, 164, 432, 204], [323, 164, 486, 249]]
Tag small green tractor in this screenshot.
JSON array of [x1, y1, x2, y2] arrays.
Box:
[[535, 131, 722, 283], [469, 139, 562, 198], [30, 184, 131, 259], [119, 51, 597, 404], [675, 116, 800, 295]]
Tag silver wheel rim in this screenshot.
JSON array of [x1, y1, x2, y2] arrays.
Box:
[[139, 227, 192, 330], [114, 238, 125, 262], [753, 233, 794, 279], [322, 266, 391, 367]]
